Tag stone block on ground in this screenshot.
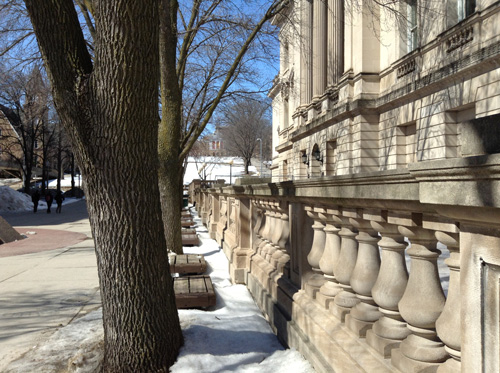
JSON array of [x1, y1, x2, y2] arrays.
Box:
[[0, 216, 24, 245]]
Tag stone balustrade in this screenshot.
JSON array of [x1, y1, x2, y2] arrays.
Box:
[[190, 154, 500, 372]]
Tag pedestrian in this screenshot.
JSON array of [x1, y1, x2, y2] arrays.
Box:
[[45, 192, 53, 214], [55, 190, 64, 213], [32, 189, 40, 213]]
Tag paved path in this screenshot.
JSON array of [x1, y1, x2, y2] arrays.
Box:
[[0, 200, 100, 370]]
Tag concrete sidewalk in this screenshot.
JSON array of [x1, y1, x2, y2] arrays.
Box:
[[0, 200, 100, 370]]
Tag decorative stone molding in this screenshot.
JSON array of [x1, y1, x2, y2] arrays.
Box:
[[446, 26, 473, 53], [327, 88, 339, 105], [396, 59, 416, 78], [312, 99, 322, 113]]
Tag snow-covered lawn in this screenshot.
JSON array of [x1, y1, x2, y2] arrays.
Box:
[[184, 156, 260, 184]]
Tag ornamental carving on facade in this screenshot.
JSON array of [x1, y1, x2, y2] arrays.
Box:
[[446, 25, 474, 53], [397, 59, 416, 78]]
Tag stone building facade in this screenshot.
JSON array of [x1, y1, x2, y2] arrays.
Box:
[[270, 0, 500, 181], [192, 1, 500, 372]]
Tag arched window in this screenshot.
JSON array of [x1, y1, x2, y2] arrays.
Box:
[[311, 144, 323, 177]]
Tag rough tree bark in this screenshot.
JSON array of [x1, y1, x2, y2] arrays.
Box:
[[23, 0, 183, 371], [158, 0, 183, 255]]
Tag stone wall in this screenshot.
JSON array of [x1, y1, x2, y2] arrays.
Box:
[[192, 153, 500, 372]]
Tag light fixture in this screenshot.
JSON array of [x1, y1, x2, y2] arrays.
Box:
[[301, 152, 309, 165], [313, 148, 323, 164]]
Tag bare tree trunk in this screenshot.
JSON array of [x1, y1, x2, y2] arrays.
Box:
[[23, 167, 31, 194], [57, 130, 62, 192], [245, 158, 251, 174], [158, 0, 183, 255], [24, 0, 183, 370], [70, 154, 75, 190]]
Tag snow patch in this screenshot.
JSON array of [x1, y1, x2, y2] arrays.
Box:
[[0, 186, 32, 212]]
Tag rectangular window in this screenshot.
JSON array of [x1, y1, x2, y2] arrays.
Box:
[[458, 0, 475, 21], [326, 140, 338, 176], [407, 0, 418, 53], [282, 160, 288, 182]]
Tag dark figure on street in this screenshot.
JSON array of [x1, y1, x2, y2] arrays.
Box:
[[32, 190, 40, 213], [55, 191, 64, 213], [45, 192, 53, 214]]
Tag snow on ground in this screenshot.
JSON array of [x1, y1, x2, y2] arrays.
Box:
[[47, 174, 83, 189], [184, 157, 258, 185], [0, 178, 82, 213], [3, 208, 315, 373], [0, 186, 32, 212]]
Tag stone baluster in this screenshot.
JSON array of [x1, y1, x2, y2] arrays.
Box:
[[252, 202, 265, 250], [271, 203, 291, 271], [261, 203, 279, 259], [345, 218, 381, 337], [332, 215, 359, 321], [366, 222, 410, 357], [266, 203, 283, 263], [316, 209, 343, 309], [305, 206, 327, 298], [257, 202, 272, 255], [435, 232, 461, 373], [392, 226, 448, 372]]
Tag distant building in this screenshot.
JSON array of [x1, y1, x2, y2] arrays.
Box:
[[0, 111, 22, 177], [199, 126, 228, 157]]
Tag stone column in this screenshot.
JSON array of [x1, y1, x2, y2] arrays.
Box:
[[392, 226, 448, 372], [305, 206, 327, 298], [332, 217, 359, 321], [345, 218, 381, 337], [316, 209, 343, 309], [300, 0, 313, 107], [435, 232, 461, 373], [327, 0, 344, 87], [312, 0, 327, 100], [366, 222, 410, 357]]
